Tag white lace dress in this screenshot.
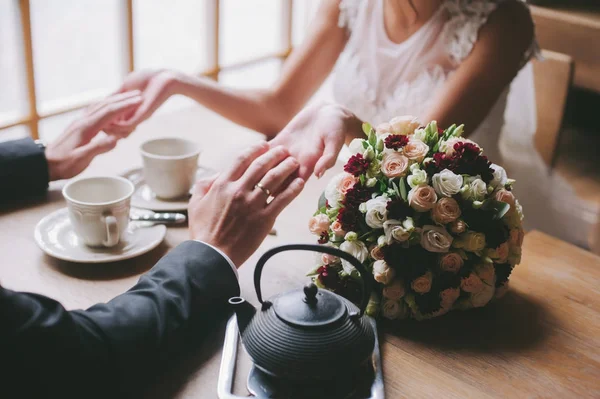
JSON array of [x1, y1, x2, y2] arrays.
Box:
[[333, 0, 599, 248]]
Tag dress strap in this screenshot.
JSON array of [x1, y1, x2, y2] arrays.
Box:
[[338, 0, 361, 33], [442, 0, 541, 67]]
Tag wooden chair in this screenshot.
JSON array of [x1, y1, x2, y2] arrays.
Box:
[[532, 49, 575, 167]]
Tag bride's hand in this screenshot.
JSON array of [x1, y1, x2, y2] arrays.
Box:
[[270, 103, 362, 180], [104, 69, 180, 136]]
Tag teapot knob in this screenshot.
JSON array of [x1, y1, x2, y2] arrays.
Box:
[[303, 283, 318, 304]]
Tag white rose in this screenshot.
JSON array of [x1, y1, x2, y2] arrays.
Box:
[[348, 138, 365, 155], [490, 164, 508, 189], [413, 128, 427, 142], [407, 168, 428, 189], [382, 279, 406, 301], [420, 225, 453, 253], [381, 299, 401, 320], [432, 169, 463, 197], [461, 178, 487, 201], [365, 196, 389, 229], [373, 260, 395, 285], [339, 239, 368, 275], [324, 173, 345, 207], [383, 219, 411, 244]]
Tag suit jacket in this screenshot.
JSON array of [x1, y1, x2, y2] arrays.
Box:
[[0, 137, 49, 202], [0, 139, 241, 397]]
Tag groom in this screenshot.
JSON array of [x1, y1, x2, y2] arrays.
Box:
[[0, 92, 305, 398]]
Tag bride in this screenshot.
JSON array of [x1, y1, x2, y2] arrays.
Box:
[[107, 0, 598, 250]]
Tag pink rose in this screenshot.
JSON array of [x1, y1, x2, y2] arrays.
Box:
[[509, 228, 525, 247], [321, 253, 339, 265], [376, 122, 392, 136], [440, 287, 460, 309], [308, 214, 330, 236], [383, 279, 405, 301], [370, 245, 385, 260], [338, 174, 358, 195], [496, 242, 509, 263], [431, 197, 462, 224], [408, 185, 437, 212], [381, 152, 409, 178], [403, 139, 429, 162], [331, 220, 346, 237], [411, 271, 432, 294], [389, 115, 420, 135], [460, 273, 484, 293], [495, 189, 516, 208], [439, 252, 463, 273]]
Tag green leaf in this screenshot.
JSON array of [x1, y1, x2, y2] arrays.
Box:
[[379, 180, 387, 193], [391, 180, 401, 198], [359, 174, 365, 185], [318, 191, 327, 209], [399, 177, 408, 202], [362, 140, 369, 149], [481, 199, 511, 220], [368, 130, 377, 146], [362, 122, 372, 136]]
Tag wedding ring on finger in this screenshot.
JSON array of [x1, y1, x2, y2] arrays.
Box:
[[255, 182, 275, 205]]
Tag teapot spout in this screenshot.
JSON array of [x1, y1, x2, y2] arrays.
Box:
[[228, 297, 256, 334]]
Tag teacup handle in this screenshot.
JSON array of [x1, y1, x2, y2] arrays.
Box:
[[102, 215, 119, 247]]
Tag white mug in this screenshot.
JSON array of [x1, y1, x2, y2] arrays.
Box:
[[63, 176, 134, 248], [140, 138, 201, 200]]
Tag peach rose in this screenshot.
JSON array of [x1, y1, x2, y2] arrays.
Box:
[[308, 214, 330, 236], [432, 197, 462, 224], [370, 245, 385, 260], [509, 228, 525, 247], [403, 139, 429, 162], [373, 260, 395, 285], [460, 273, 484, 293], [389, 115, 420, 135], [376, 122, 393, 136], [475, 263, 496, 285], [383, 279, 406, 301], [338, 174, 358, 195], [440, 252, 463, 273], [496, 242, 509, 263], [408, 185, 437, 212], [495, 189, 516, 208], [450, 219, 467, 234], [381, 152, 409, 178], [411, 272, 432, 294], [331, 220, 345, 237], [440, 287, 460, 309]]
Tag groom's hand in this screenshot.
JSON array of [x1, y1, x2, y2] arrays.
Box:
[[45, 91, 142, 181], [188, 142, 305, 267]]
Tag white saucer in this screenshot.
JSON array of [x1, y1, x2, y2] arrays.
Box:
[[121, 166, 217, 211], [34, 208, 167, 264]]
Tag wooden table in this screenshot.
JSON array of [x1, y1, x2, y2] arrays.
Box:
[[1, 109, 599, 398]]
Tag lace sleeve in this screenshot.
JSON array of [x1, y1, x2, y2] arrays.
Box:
[[443, 0, 541, 67], [338, 0, 361, 33]]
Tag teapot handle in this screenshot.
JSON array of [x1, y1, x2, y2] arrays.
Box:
[[254, 244, 374, 316]]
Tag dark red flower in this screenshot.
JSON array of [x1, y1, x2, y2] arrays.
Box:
[[437, 127, 445, 137], [387, 199, 412, 220], [344, 153, 370, 176], [317, 265, 341, 289], [337, 206, 360, 232], [384, 135, 409, 150], [318, 232, 329, 244], [453, 142, 481, 163], [343, 184, 374, 207]]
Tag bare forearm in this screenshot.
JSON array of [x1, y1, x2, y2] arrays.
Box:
[[172, 72, 292, 137]]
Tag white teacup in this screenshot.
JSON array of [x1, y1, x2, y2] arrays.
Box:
[[63, 176, 134, 248], [140, 138, 201, 200]]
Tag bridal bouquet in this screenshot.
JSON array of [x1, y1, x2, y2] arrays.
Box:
[[307, 116, 524, 321]]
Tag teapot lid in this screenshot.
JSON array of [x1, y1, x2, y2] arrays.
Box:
[[272, 283, 347, 327]]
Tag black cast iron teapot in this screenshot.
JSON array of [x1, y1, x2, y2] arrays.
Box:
[[228, 244, 376, 381]]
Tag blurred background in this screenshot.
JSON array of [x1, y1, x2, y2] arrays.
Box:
[[0, 0, 599, 251]]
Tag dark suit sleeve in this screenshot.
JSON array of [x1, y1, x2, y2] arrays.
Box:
[[1, 240, 240, 398], [0, 138, 50, 202]]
